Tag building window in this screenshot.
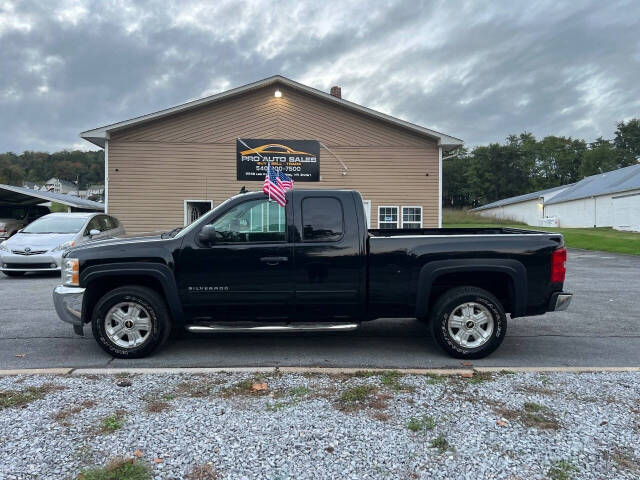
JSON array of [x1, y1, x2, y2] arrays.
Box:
[[401, 206, 422, 229], [378, 206, 399, 229], [184, 200, 213, 226]]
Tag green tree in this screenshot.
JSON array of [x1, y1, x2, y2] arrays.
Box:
[[465, 137, 535, 206], [613, 118, 640, 166], [442, 148, 473, 207], [531, 136, 586, 188], [579, 138, 619, 177]]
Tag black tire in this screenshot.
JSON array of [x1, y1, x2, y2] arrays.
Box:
[[3, 271, 25, 277], [91, 285, 171, 359], [430, 286, 507, 359]]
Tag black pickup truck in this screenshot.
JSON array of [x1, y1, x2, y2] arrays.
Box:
[[53, 189, 571, 359]]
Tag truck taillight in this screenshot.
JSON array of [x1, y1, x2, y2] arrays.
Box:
[[551, 248, 567, 283]]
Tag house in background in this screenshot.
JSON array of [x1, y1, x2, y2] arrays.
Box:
[[473, 163, 640, 231], [22, 181, 44, 190], [45, 177, 77, 194], [87, 184, 105, 202]]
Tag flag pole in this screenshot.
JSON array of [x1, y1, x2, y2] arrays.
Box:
[[267, 161, 272, 203]]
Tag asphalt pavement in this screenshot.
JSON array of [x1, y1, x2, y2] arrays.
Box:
[[1, 249, 639, 369]]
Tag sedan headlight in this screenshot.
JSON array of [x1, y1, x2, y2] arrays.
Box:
[[52, 240, 76, 252], [0, 241, 8, 252], [62, 258, 79, 286]]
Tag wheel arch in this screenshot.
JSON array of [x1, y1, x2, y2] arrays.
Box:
[[81, 262, 183, 325], [415, 259, 527, 319]]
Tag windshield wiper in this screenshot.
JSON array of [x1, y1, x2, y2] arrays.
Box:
[[161, 227, 182, 239]]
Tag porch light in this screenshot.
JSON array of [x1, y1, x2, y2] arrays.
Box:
[[274, 89, 282, 98]]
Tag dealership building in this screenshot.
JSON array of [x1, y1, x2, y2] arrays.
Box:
[[80, 75, 463, 234]]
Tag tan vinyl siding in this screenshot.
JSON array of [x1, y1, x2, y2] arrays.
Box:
[[108, 84, 440, 233]]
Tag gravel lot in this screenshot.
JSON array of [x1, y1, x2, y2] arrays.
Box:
[[1, 371, 639, 479]]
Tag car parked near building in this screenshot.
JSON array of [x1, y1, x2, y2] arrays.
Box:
[[0, 205, 50, 239], [53, 189, 571, 360], [0, 212, 124, 277]]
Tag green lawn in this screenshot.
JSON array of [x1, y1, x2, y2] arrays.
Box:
[[443, 209, 640, 255]]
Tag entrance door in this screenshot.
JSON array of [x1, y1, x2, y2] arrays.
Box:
[[177, 198, 293, 320]]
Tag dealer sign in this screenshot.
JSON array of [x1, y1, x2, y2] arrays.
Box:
[[237, 139, 320, 181]]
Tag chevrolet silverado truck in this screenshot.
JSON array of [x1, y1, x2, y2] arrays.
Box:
[[53, 189, 572, 359]]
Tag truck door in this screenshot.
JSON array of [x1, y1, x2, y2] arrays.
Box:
[[177, 197, 294, 320], [292, 192, 366, 320]]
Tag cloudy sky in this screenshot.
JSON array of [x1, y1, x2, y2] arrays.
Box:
[[1, 0, 639, 152]]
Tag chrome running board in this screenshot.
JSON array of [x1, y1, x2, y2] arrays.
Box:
[[185, 322, 360, 333]]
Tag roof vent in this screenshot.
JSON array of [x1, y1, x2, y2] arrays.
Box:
[[330, 86, 342, 98]]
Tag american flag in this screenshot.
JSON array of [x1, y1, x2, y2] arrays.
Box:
[[263, 164, 293, 206], [277, 169, 294, 191]]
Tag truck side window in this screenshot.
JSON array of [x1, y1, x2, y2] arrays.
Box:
[[213, 199, 285, 243], [302, 197, 344, 242]]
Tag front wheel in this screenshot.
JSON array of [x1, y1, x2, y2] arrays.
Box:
[[430, 286, 507, 359], [91, 285, 171, 358]]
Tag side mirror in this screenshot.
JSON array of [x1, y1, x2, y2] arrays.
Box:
[[89, 229, 101, 237], [198, 225, 217, 245]]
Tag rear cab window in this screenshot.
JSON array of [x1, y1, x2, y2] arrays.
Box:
[[301, 197, 344, 242]]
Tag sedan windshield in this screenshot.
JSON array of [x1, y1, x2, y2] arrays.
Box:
[[22, 216, 87, 234]]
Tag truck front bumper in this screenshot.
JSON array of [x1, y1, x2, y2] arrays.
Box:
[[548, 292, 572, 312], [53, 285, 85, 335]]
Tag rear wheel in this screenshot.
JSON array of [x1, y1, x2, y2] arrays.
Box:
[[91, 285, 171, 358], [3, 271, 25, 277], [430, 286, 506, 359]]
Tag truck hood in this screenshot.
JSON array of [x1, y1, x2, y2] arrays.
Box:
[[67, 234, 165, 253], [65, 232, 180, 267], [4, 232, 76, 251]]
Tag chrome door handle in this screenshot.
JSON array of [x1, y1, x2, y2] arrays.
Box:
[[260, 256, 288, 265]]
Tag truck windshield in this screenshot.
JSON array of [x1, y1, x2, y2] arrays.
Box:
[[22, 216, 86, 234]]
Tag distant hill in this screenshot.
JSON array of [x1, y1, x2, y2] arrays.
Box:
[[0, 150, 104, 190]]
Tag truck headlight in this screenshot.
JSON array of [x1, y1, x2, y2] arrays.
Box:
[[52, 240, 76, 252], [62, 258, 79, 286]]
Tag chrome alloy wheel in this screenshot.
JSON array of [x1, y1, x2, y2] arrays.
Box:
[[447, 302, 494, 349], [104, 302, 152, 349]]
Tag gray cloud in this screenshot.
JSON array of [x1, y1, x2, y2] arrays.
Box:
[[0, 0, 638, 152]]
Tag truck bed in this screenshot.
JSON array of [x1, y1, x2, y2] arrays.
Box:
[[368, 227, 550, 237]]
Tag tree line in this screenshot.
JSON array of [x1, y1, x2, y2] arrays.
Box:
[[0, 150, 105, 190], [443, 118, 640, 208]]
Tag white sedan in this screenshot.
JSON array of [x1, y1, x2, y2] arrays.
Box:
[[0, 212, 125, 277]]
